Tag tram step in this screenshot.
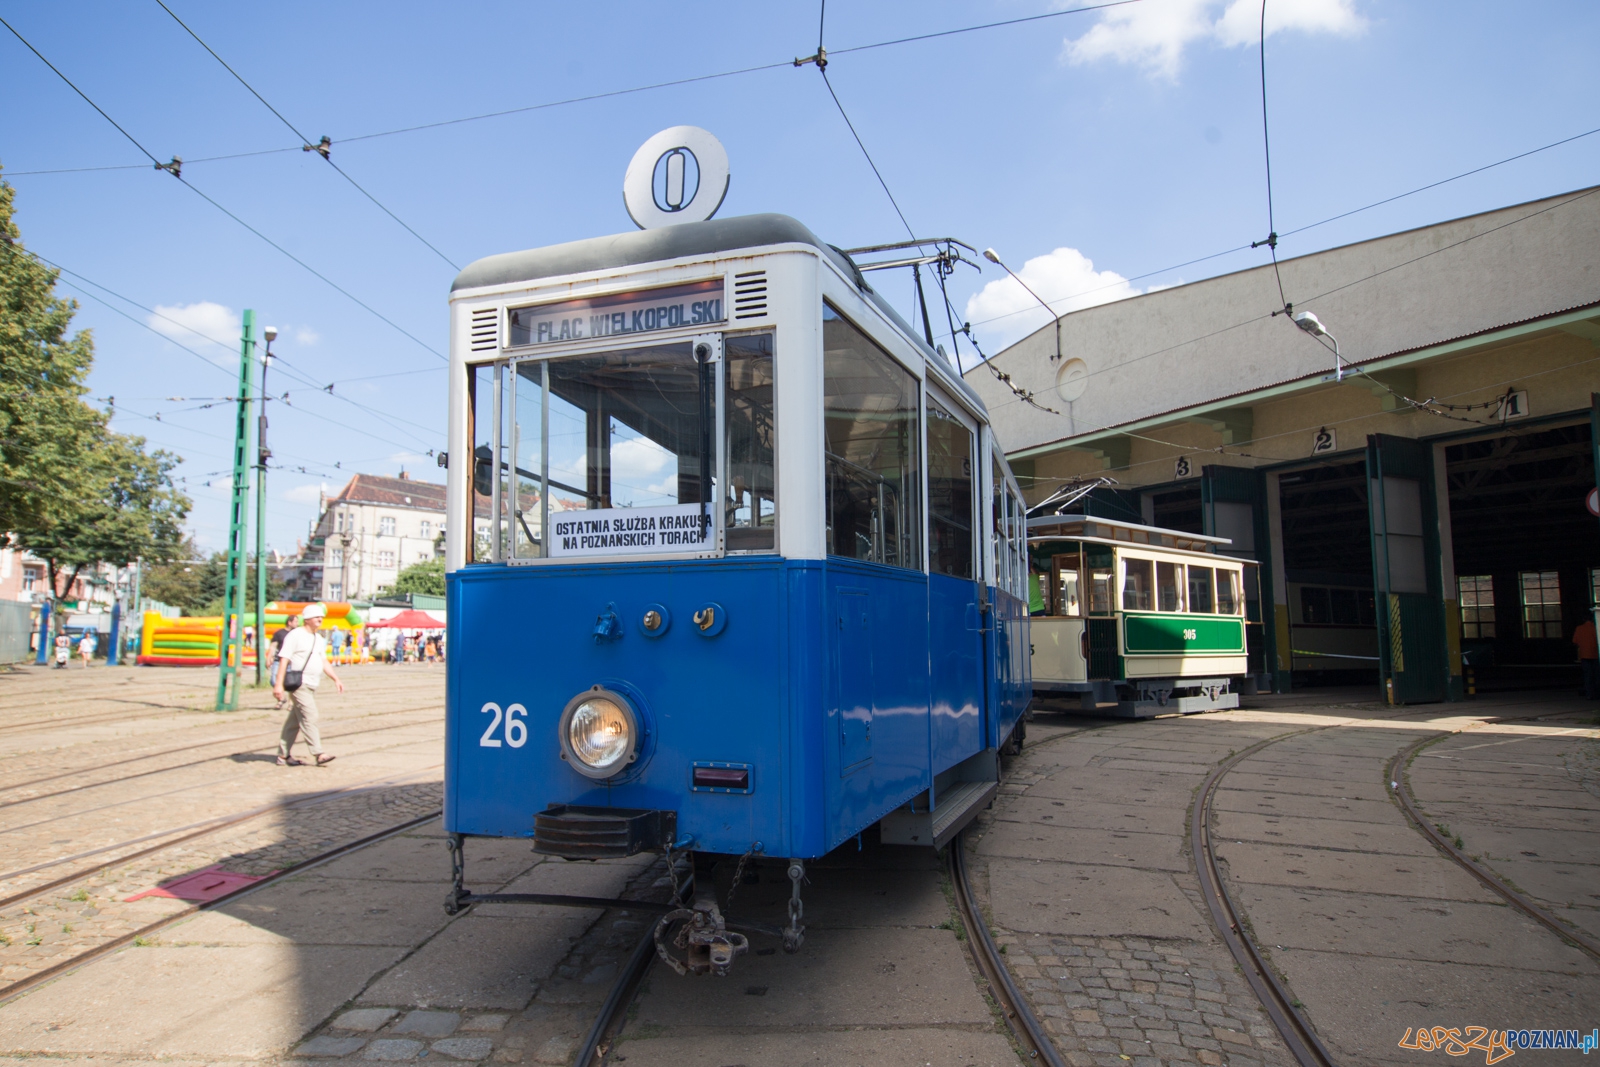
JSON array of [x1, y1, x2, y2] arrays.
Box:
[[1112, 691, 1240, 718], [879, 779, 998, 850]]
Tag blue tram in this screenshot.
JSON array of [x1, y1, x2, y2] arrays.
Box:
[[441, 214, 1030, 966]]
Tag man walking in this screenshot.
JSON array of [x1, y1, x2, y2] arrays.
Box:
[[273, 603, 344, 767]]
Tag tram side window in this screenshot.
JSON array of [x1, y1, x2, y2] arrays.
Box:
[[1157, 562, 1185, 612], [468, 362, 503, 563], [1054, 553, 1082, 616], [1330, 587, 1374, 626], [1216, 569, 1240, 614], [725, 332, 776, 551], [1010, 489, 1028, 598], [823, 305, 922, 569], [990, 454, 1004, 589], [1122, 558, 1153, 611], [927, 397, 974, 578], [511, 361, 546, 558], [1188, 566, 1214, 613], [1301, 586, 1333, 624]]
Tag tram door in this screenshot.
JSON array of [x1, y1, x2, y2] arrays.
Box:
[[1367, 434, 1450, 703], [927, 391, 984, 772]]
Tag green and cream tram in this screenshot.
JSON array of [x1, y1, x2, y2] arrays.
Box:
[[1027, 516, 1256, 717]]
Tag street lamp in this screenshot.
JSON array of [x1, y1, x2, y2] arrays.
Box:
[[1292, 311, 1343, 381], [982, 248, 1063, 362], [253, 326, 276, 686]]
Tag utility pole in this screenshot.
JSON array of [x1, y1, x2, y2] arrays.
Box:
[[216, 310, 256, 711], [254, 326, 276, 686]]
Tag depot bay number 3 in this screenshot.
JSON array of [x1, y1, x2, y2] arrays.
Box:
[[480, 702, 528, 748]]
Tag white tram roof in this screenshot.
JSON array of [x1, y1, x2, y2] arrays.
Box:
[[1027, 514, 1240, 556], [450, 213, 991, 419]]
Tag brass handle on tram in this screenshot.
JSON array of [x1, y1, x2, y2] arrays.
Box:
[[694, 607, 715, 631]]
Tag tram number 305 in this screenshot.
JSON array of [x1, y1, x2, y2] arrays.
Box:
[[479, 702, 528, 748]]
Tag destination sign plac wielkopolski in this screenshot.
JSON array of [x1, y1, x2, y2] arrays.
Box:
[[508, 279, 724, 346]]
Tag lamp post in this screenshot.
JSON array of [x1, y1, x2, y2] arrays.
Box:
[[983, 247, 1064, 363], [254, 326, 276, 686], [1292, 311, 1342, 381]]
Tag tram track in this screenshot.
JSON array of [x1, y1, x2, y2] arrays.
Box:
[[1389, 729, 1600, 961], [0, 700, 444, 799], [0, 762, 442, 910], [0, 807, 443, 1005], [0, 706, 443, 811]]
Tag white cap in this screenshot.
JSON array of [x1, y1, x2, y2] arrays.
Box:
[[300, 603, 327, 621]]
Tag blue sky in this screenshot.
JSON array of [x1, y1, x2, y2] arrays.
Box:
[[3, 1, 1597, 552]]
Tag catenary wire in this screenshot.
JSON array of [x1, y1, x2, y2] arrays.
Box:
[[1254, 0, 1290, 314], [973, 185, 1600, 408], [152, 0, 459, 270], [944, 122, 1600, 343], [7, 1, 1140, 169], [25, 250, 441, 449], [0, 16, 445, 361]]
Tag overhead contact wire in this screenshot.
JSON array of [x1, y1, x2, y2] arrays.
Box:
[[0, 16, 444, 361], [153, 0, 459, 270]]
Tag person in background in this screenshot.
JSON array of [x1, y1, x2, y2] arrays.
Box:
[[1574, 614, 1598, 700], [267, 615, 298, 709], [273, 603, 344, 767], [391, 631, 406, 665], [54, 630, 70, 668], [79, 630, 97, 667]]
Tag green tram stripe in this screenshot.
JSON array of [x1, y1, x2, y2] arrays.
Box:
[[1123, 613, 1245, 654]]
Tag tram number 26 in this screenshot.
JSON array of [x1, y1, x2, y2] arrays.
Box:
[[479, 702, 527, 748]]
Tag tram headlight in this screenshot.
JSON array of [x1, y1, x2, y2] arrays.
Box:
[[558, 687, 639, 778]]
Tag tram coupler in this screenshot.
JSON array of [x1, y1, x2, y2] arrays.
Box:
[[654, 898, 748, 977], [782, 859, 806, 954]]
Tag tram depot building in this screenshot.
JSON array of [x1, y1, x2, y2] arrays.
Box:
[[968, 187, 1600, 703]]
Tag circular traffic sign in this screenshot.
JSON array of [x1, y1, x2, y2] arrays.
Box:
[[1587, 486, 1599, 517], [623, 127, 730, 230]]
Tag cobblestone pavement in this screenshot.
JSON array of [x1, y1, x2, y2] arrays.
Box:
[[0, 663, 446, 990], [972, 691, 1600, 1067]]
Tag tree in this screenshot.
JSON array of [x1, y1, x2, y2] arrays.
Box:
[[0, 171, 101, 537], [377, 558, 445, 599], [1, 170, 192, 610], [11, 425, 190, 606]]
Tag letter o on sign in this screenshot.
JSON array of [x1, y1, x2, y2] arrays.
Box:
[[624, 126, 730, 230]]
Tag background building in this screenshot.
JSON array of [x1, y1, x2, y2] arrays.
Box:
[[967, 187, 1600, 703], [288, 473, 446, 603]]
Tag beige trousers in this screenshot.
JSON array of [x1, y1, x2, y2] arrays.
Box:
[[278, 686, 323, 757]]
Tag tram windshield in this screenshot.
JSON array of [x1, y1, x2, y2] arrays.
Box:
[[470, 331, 776, 561]]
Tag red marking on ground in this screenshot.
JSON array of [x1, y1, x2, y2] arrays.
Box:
[[124, 865, 273, 903]]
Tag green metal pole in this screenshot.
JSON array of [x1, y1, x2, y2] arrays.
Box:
[[253, 333, 271, 687], [216, 310, 256, 711]]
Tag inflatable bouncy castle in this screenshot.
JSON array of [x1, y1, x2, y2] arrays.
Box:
[[136, 602, 364, 666]]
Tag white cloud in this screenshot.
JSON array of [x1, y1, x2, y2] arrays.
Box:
[[965, 246, 1142, 351], [1064, 0, 1365, 79], [147, 301, 241, 349], [284, 482, 330, 504], [293, 326, 320, 346]]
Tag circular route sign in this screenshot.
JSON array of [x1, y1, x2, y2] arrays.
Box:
[[623, 127, 730, 230], [1587, 486, 1599, 517]]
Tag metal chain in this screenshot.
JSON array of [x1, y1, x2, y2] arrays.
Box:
[[723, 847, 756, 912], [784, 859, 806, 953]]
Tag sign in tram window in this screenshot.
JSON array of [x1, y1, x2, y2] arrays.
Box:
[[823, 305, 922, 570], [927, 396, 975, 578], [1089, 566, 1115, 614], [725, 332, 776, 551], [1188, 567, 1214, 613], [1122, 559, 1154, 610], [507, 280, 725, 347], [1157, 562, 1185, 612]]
